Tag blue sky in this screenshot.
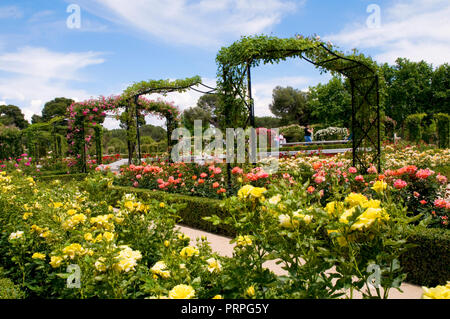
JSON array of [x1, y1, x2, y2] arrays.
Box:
[[0, 0, 448, 128]]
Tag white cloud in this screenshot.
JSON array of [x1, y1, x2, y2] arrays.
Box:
[[78, 0, 299, 48], [0, 6, 23, 19], [0, 47, 104, 80], [0, 47, 105, 122], [0, 101, 6, 105], [326, 0, 450, 65]]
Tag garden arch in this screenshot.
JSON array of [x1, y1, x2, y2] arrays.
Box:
[[67, 94, 182, 172], [216, 35, 382, 171], [122, 76, 217, 163]]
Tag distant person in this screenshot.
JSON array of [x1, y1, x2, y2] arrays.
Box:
[[279, 133, 285, 146], [304, 124, 313, 144]]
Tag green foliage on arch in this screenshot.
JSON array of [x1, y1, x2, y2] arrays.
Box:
[[216, 34, 384, 169], [123, 76, 202, 98]]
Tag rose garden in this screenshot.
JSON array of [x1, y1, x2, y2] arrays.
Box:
[[0, 35, 449, 299]]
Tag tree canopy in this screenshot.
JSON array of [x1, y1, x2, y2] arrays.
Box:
[[269, 86, 310, 126], [41, 97, 74, 122], [0, 104, 29, 129]]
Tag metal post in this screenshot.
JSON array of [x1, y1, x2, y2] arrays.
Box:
[[125, 102, 132, 165], [134, 96, 142, 165], [351, 79, 356, 168], [247, 63, 255, 128], [376, 75, 381, 172]]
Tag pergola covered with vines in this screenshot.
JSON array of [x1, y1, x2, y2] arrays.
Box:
[[68, 76, 217, 172], [216, 35, 382, 171]]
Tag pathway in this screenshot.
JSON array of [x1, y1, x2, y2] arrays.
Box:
[[176, 224, 424, 299]]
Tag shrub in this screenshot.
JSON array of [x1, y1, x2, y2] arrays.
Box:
[[405, 113, 426, 143], [435, 113, 450, 148], [109, 186, 236, 237], [280, 143, 350, 152], [400, 226, 450, 287], [0, 277, 25, 299], [314, 127, 349, 141], [279, 125, 304, 143]]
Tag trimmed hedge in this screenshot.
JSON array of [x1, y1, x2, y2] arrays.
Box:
[[109, 186, 236, 237], [37, 173, 88, 183], [280, 143, 350, 152], [400, 226, 450, 287]]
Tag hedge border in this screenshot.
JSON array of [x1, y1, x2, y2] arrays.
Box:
[[36, 173, 88, 182], [109, 186, 236, 237], [400, 226, 450, 287]]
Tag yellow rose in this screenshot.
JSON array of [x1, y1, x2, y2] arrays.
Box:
[[50, 256, 63, 268], [95, 257, 107, 272], [339, 207, 356, 224], [53, 202, 63, 209], [32, 252, 46, 260], [293, 210, 313, 225], [249, 187, 267, 199], [422, 282, 450, 299], [84, 233, 93, 241], [325, 201, 344, 216], [169, 284, 195, 299], [269, 194, 282, 205], [279, 214, 293, 229], [151, 261, 171, 278], [159, 202, 165, 208], [62, 243, 85, 259], [238, 185, 254, 199], [206, 258, 222, 273], [103, 232, 114, 242], [351, 207, 389, 231], [180, 246, 200, 258], [371, 180, 387, 194], [362, 199, 381, 209], [236, 235, 252, 247], [344, 193, 368, 208], [212, 295, 223, 299], [246, 286, 255, 297], [67, 209, 77, 216]]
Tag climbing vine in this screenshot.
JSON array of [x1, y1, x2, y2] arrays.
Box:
[[216, 34, 384, 170], [67, 92, 183, 172]]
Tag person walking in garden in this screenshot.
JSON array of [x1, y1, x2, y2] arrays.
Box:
[[304, 124, 313, 144]]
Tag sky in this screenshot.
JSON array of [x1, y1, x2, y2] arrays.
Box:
[[0, 0, 448, 129]]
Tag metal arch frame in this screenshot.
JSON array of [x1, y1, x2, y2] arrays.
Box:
[[231, 43, 381, 171], [132, 82, 217, 164]]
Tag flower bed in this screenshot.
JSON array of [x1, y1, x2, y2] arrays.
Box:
[[3, 170, 447, 298]]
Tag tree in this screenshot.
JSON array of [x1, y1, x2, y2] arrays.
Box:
[[0, 104, 29, 129], [269, 86, 310, 126], [431, 63, 450, 114], [31, 114, 43, 124], [182, 106, 211, 134], [382, 58, 433, 130], [254, 116, 282, 129], [197, 93, 221, 128], [41, 97, 74, 122], [140, 124, 166, 142], [308, 76, 352, 127]]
